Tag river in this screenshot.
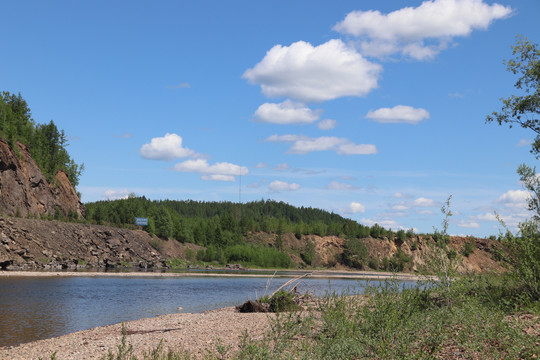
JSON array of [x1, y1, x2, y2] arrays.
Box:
[[0, 274, 416, 347]]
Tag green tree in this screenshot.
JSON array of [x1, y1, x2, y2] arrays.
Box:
[[486, 36, 540, 157], [341, 237, 369, 269], [154, 207, 173, 239], [486, 36, 540, 302]]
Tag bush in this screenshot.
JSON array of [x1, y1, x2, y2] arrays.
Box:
[[341, 238, 368, 269], [264, 290, 299, 313], [504, 220, 540, 302], [300, 240, 315, 265], [461, 239, 476, 257], [224, 244, 292, 268]]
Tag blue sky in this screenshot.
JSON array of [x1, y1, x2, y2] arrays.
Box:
[[2, 0, 539, 237]]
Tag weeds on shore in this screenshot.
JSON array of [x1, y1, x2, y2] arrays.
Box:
[[89, 275, 537, 360]]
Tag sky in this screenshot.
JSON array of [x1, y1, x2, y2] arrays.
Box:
[[1, 0, 539, 237]]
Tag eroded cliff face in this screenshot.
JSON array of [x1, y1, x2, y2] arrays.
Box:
[[0, 140, 84, 218]]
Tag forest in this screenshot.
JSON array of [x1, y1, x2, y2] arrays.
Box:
[[84, 196, 409, 269], [83, 196, 405, 242], [0, 91, 83, 187]]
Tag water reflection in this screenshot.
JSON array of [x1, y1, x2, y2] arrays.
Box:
[[0, 276, 417, 347]]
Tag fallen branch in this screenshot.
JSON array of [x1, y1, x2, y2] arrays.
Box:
[[269, 272, 311, 299]]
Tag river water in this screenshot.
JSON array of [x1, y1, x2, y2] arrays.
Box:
[[0, 274, 415, 347]]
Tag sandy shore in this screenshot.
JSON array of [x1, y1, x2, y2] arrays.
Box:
[[0, 306, 273, 360]]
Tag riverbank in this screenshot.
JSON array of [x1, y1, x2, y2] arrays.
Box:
[[0, 269, 423, 281], [0, 306, 272, 360]]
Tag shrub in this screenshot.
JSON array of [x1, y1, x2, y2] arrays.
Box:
[[341, 238, 368, 269], [461, 239, 476, 257], [300, 240, 315, 265]]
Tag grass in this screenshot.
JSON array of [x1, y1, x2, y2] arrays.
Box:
[[231, 277, 539, 360]]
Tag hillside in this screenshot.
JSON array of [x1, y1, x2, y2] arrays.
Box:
[[0, 214, 505, 274]]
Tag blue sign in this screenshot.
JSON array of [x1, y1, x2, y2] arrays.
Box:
[[135, 217, 148, 226]]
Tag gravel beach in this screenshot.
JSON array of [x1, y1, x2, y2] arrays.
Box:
[[0, 306, 273, 359]]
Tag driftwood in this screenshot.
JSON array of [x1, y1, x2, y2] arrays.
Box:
[[269, 272, 312, 298], [236, 273, 313, 313]]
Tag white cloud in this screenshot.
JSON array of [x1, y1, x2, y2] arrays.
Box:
[[366, 105, 430, 124], [269, 180, 300, 192], [517, 139, 532, 147], [392, 192, 412, 199], [255, 163, 268, 168], [266, 134, 377, 155], [392, 197, 438, 211], [201, 174, 236, 182], [449, 92, 465, 98], [349, 202, 366, 213], [458, 220, 480, 229], [275, 163, 290, 171], [413, 197, 438, 207], [243, 39, 382, 102], [173, 159, 248, 182], [102, 189, 130, 200], [140, 133, 195, 161], [166, 82, 191, 89], [360, 218, 406, 231], [497, 189, 530, 209], [334, 0, 513, 60], [474, 212, 498, 222], [318, 119, 337, 130], [392, 204, 410, 211], [253, 100, 322, 124], [327, 181, 358, 190]]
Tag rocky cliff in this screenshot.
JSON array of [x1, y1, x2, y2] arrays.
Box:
[[0, 140, 84, 218], [0, 216, 195, 270]]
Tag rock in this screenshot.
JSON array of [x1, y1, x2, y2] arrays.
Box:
[[0, 140, 84, 218]]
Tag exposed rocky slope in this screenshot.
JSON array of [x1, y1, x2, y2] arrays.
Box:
[[0, 140, 84, 218], [247, 231, 505, 274], [0, 216, 193, 271]]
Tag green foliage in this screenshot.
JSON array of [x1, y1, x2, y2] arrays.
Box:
[[261, 290, 300, 313], [0, 92, 83, 187], [341, 238, 368, 269], [486, 35, 540, 305], [395, 229, 405, 245], [224, 244, 291, 268], [486, 36, 540, 158], [383, 248, 411, 272], [503, 220, 540, 302], [461, 239, 476, 257], [300, 239, 315, 265], [232, 279, 539, 360], [184, 248, 196, 262], [369, 223, 385, 239], [425, 195, 462, 307]]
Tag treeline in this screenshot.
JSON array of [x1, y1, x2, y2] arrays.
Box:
[[84, 196, 399, 243], [0, 91, 83, 187], [83, 196, 405, 269]]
